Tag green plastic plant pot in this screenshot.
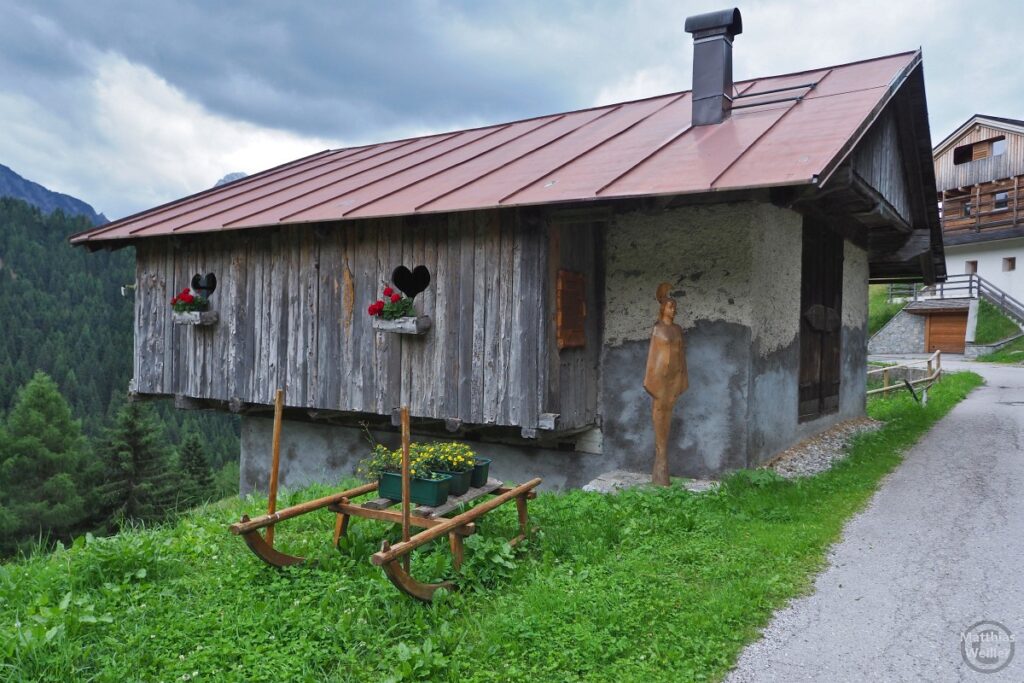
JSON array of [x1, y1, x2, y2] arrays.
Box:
[[470, 458, 491, 487], [433, 469, 471, 496], [378, 472, 451, 506]]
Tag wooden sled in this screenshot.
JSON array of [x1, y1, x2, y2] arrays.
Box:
[[228, 389, 541, 601], [229, 477, 540, 601]]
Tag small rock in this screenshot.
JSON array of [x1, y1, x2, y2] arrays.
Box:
[[582, 469, 718, 494]]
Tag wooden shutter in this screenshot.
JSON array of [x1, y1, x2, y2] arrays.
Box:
[[556, 269, 586, 349], [798, 221, 844, 421]]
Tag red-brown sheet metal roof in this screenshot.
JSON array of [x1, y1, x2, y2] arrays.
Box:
[[72, 50, 920, 245]]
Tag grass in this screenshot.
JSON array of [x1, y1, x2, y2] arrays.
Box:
[[973, 299, 1021, 345], [0, 373, 983, 683], [976, 335, 1024, 363], [868, 284, 904, 336]]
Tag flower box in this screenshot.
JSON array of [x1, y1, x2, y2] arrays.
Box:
[[378, 471, 451, 506], [470, 458, 492, 488], [172, 310, 219, 326], [433, 469, 472, 496], [372, 315, 432, 335]]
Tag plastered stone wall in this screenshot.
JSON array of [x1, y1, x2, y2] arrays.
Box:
[[602, 202, 808, 476], [604, 203, 760, 346]]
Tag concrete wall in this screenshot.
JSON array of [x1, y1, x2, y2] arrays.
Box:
[[867, 309, 925, 354], [240, 417, 615, 495], [600, 203, 869, 477], [239, 202, 873, 492], [945, 237, 1024, 301]]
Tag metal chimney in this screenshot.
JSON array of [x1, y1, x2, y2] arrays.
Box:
[[684, 8, 743, 126]]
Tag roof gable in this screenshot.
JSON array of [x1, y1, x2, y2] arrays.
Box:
[[933, 114, 1024, 156]]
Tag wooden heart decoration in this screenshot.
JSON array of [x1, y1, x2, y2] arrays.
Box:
[[391, 265, 431, 299], [191, 272, 218, 298]]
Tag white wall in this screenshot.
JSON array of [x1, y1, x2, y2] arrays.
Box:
[[945, 237, 1024, 301]]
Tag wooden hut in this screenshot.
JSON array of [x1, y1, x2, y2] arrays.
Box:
[[73, 12, 944, 490]]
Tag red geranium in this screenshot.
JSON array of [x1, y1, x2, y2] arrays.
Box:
[[390, 293, 400, 303], [383, 287, 394, 297]]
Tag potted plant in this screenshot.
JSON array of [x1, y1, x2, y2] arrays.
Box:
[[470, 457, 492, 488], [367, 280, 431, 335], [359, 444, 451, 506], [422, 442, 476, 496], [170, 287, 217, 325]]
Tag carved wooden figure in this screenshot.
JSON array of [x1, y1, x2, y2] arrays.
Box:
[[643, 283, 689, 486]]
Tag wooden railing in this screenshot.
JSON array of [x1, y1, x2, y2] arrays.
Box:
[[867, 350, 942, 397], [941, 178, 1024, 235], [887, 273, 1024, 326]]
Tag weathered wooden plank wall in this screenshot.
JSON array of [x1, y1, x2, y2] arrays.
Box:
[[132, 209, 598, 430], [852, 110, 912, 224], [548, 220, 603, 429], [934, 124, 1024, 192]]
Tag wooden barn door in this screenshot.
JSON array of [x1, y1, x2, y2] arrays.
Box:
[[798, 221, 844, 421]]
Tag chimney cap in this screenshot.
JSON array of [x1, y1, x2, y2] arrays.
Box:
[[684, 8, 743, 38]]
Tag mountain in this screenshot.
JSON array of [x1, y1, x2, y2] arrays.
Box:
[[0, 163, 107, 225], [214, 172, 247, 187]]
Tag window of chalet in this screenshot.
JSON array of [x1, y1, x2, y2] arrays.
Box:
[[953, 144, 972, 165], [953, 136, 1007, 164], [964, 202, 973, 217], [994, 191, 1009, 211], [965, 260, 978, 275], [1004, 257, 1017, 272]]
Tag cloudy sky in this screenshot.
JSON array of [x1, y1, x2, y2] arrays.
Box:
[[1, 0, 1021, 218]]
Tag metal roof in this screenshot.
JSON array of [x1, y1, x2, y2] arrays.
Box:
[[72, 50, 920, 245]]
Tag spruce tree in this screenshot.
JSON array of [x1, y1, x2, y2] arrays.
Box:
[[178, 432, 214, 505], [94, 401, 177, 530], [0, 371, 88, 555]]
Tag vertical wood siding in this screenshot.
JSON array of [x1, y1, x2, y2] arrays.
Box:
[[133, 210, 597, 430], [934, 125, 1024, 191], [852, 110, 911, 224]]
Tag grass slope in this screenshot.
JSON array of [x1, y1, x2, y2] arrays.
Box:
[[977, 336, 1024, 363], [868, 284, 904, 336], [973, 299, 1021, 345], [0, 373, 983, 683]]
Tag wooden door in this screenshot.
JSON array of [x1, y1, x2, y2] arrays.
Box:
[[798, 221, 844, 422], [925, 313, 967, 353]]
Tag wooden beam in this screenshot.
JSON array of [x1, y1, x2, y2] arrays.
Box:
[[371, 478, 542, 566], [229, 481, 379, 534], [265, 389, 285, 546]]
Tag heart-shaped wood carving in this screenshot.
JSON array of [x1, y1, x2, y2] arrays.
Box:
[[191, 272, 218, 298], [391, 265, 431, 299]]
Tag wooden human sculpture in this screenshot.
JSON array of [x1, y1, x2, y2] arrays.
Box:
[[643, 283, 689, 486]]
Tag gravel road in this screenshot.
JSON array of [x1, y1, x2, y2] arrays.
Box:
[[726, 362, 1024, 682]]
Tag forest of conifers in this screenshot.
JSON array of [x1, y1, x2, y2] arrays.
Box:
[[0, 198, 240, 555]]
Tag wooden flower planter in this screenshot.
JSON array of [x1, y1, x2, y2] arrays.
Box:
[[372, 315, 432, 335], [172, 310, 219, 326]]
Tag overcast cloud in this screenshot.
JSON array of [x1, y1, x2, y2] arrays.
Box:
[[0, 0, 1021, 218]]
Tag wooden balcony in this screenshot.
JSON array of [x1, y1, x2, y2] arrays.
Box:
[[939, 177, 1024, 245]]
